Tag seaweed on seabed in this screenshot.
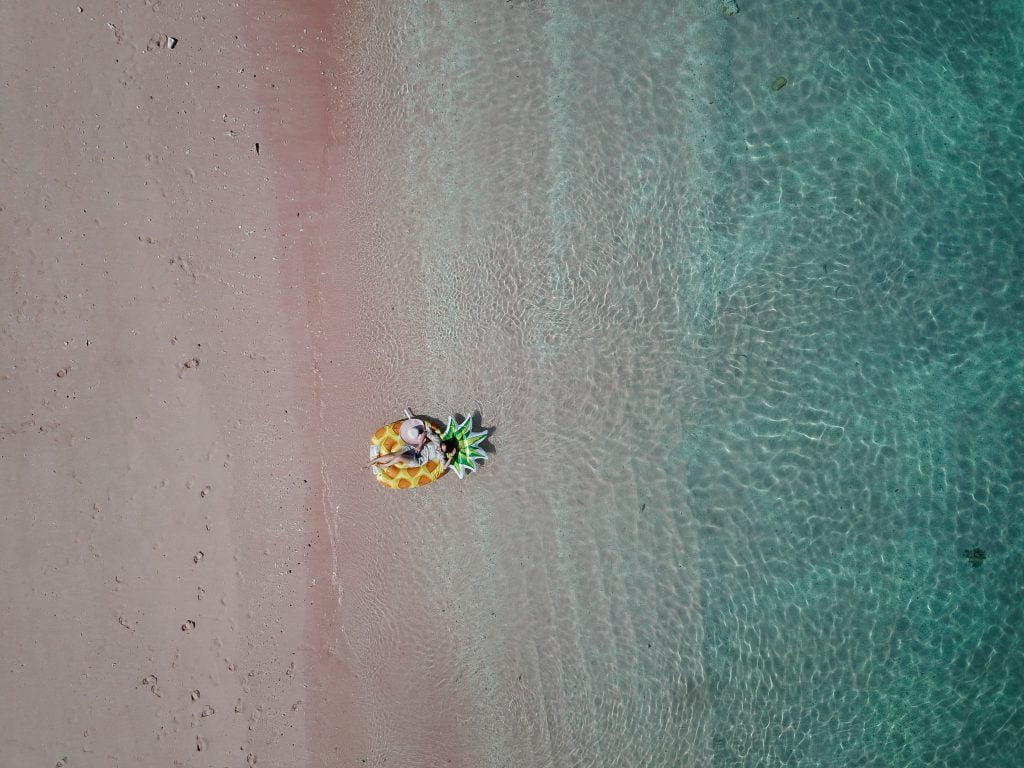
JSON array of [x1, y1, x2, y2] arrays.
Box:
[[723, 0, 740, 16], [963, 547, 986, 568]]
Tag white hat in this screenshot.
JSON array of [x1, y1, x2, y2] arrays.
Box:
[[399, 418, 426, 444]]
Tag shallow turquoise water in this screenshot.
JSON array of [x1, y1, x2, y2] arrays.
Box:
[[352, 0, 1023, 764]]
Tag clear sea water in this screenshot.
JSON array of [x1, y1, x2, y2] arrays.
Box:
[[348, 0, 1024, 764]]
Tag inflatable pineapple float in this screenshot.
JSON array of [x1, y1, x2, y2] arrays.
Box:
[[369, 409, 488, 489]]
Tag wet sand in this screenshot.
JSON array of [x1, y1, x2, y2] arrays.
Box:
[[0, 1, 474, 765]]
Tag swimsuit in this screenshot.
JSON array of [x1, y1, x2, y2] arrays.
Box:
[[400, 445, 425, 465], [401, 439, 443, 467]]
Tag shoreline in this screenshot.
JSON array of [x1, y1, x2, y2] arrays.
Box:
[[246, 1, 481, 764], [240, 0, 376, 760]]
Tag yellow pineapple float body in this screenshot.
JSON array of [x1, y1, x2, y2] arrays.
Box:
[[369, 412, 488, 490]]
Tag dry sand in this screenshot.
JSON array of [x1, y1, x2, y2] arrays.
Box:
[[0, 1, 437, 765]]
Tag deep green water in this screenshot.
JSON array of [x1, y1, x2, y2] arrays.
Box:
[[688, 1, 1023, 764], [354, 0, 1023, 764]]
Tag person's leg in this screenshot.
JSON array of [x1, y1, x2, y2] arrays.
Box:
[[365, 449, 415, 469], [365, 451, 399, 468]]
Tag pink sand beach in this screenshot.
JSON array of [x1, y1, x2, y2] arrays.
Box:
[[1, 1, 475, 764]]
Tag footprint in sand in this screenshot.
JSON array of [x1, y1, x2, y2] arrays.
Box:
[[141, 674, 161, 697]]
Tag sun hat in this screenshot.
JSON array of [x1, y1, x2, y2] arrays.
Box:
[[399, 418, 426, 445]]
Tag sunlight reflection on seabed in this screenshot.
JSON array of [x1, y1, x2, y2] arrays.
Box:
[[345, 0, 1024, 764]]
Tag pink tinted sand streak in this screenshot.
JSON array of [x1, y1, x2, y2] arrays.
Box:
[[246, 1, 481, 764]]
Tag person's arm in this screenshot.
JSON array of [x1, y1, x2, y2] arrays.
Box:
[[441, 451, 454, 472]]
